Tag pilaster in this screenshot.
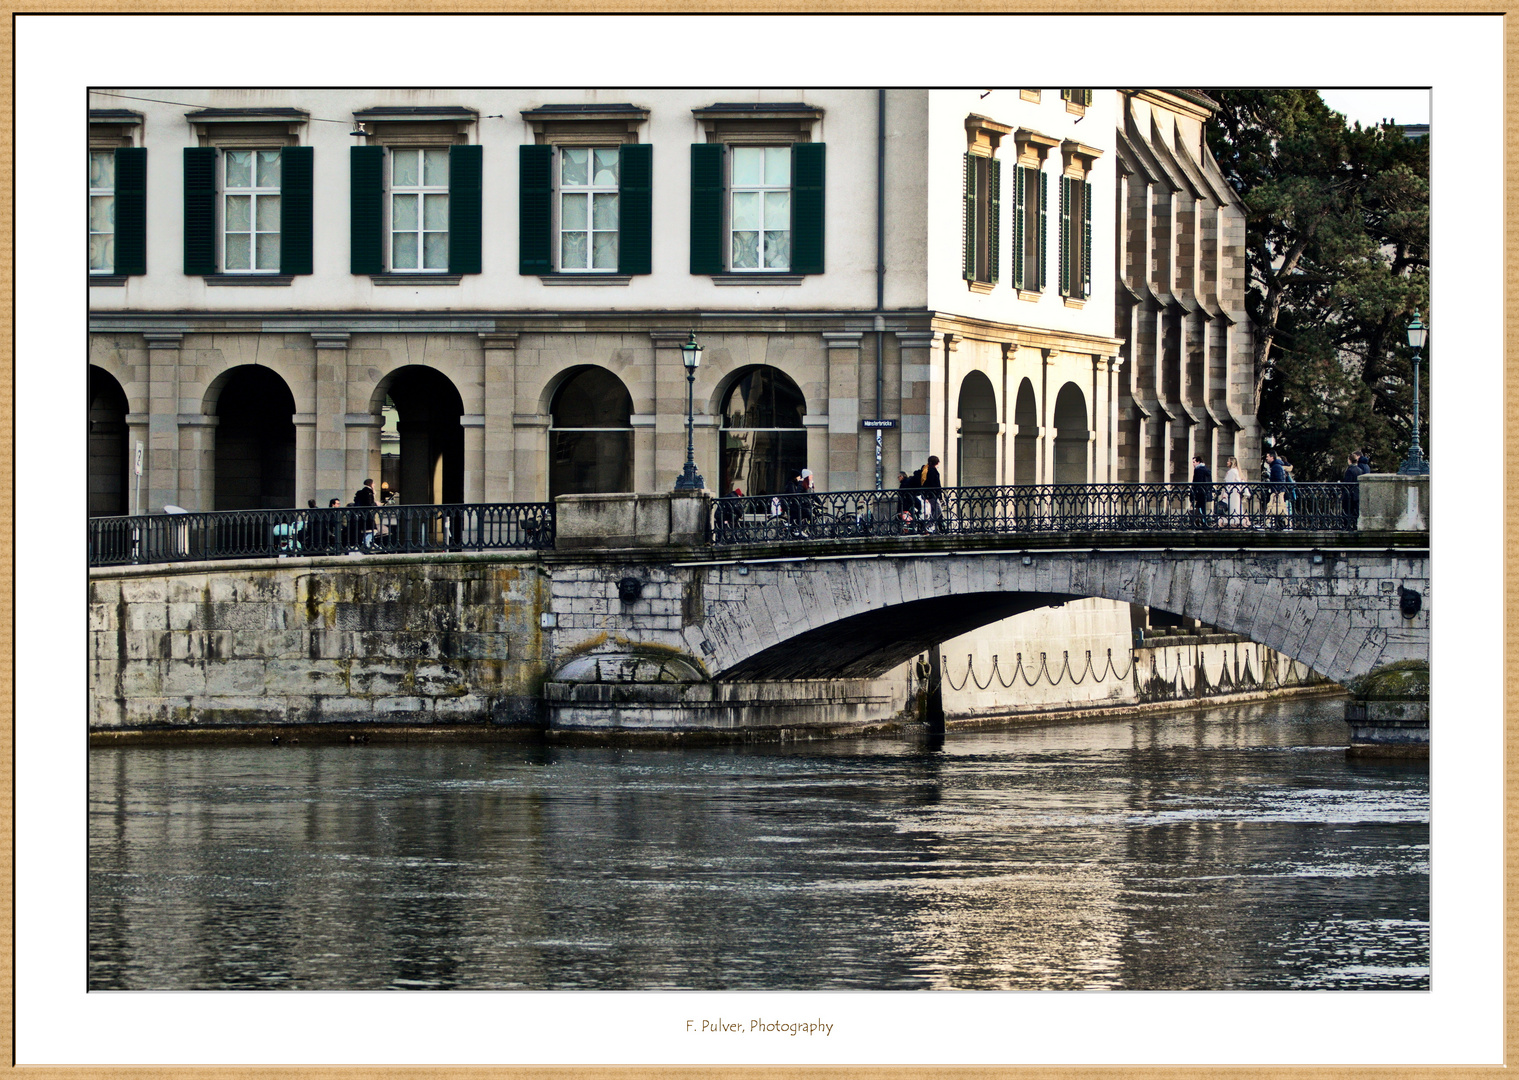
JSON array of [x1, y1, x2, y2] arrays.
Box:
[[292, 412, 317, 507], [310, 332, 351, 505], [822, 332, 863, 492], [343, 413, 383, 496], [479, 333, 518, 502], [896, 331, 936, 473], [143, 332, 182, 513], [651, 331, 705, 491], [176, 413, 216, 511], [461, 414, 486, 503]]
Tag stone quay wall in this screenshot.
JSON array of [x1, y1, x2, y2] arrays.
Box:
[[89, 554, 548, 731]]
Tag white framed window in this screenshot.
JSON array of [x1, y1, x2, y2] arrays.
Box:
[[223, 149, 281, 273], [729, 146, 790, 271], [558, 146, 619, 272], [89, 150, 115, 273], [390, 147, 450, 272]]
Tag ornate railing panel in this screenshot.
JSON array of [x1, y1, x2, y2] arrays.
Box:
[[710, 482, 1360, 545], [88, 503, 556, 567]]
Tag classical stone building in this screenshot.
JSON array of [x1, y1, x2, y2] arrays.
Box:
[[88, 88, 1255, 519]]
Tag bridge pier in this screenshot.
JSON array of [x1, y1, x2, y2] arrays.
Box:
[[1345, 660, 1430, 759]]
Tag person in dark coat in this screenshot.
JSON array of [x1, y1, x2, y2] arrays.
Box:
[[351, 478, 378, 548], [1341, 452, 1363, 529], [1189, 455, 1213, 527], [1265, 451, 1289, 528], [916, 456, 943, 531], [1357, 451, 1373, 476]]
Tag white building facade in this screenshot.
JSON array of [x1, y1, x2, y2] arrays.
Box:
[[91, 88, 1256, 519]]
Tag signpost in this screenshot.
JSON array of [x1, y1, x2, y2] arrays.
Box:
[[862, 419, 896, 490]]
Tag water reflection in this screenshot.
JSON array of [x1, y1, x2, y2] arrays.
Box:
[[89, 698, 1428, 990]]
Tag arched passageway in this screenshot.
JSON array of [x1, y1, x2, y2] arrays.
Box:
[[1052, 382, 1089, 485], [381, 366, 464, 504], [549, 366, 632, 499], [212, 366, 296, 511], [720, 365, 806, 497], [89, 366, 130, 516], [957, 370, 998, 487], [1013, 379, 1038, 485]]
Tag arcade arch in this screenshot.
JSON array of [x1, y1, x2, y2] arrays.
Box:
[[88, 366, 130, 516], [719, 365, 807, 498], [548, 365, 633, 499], [376, 366, 465, 505], [956, 370, 998, 487], [1012, 378, 1038, 485], [1052, 382, 1089, 485], [208, 365, 296, 511]]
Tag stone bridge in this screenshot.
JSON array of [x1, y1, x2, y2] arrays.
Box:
[[88, 479, 1429, 747]]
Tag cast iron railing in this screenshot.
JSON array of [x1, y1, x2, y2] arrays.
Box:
[[711, 481, 1360, 545], [88, 502, 556, 567]]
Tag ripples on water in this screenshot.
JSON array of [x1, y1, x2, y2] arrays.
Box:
[[88, 698, 1428, 991]]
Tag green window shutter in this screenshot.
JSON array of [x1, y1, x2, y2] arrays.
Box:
[[1082, 179, 1093, 297], [986, 157, 1000, 286], [1083, 89, 1093, 107], [113, 147, 147, 276], [1037, 170, 1048, 292], [448, 144, 482, 275], [963, 153, 976, 281], [618, 142, 652, 275], [1013, 165, 1025, 290], [349, 146, 384, 275], [279, 145, 313, 276], [1059, 176, 1071, 296], [183, 147, 217, 276], [790, 142, 825, 274], [519, 144, 553, 275], [689, 143, 725, 275]]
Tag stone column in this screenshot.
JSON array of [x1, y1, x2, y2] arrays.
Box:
[[310, 332, 351, 505], [461, 414, 486, 503], [343, 413, 383, 496], [650, 331, 694, 491], [822, 331, 863, 492], [896, 331, 936, 474], [143, 332, 182, 513], [124, 412, 150, 516], [292, 411, 317, 506], [513, 415, 550, 502], [937, 333, 956, 485], [176, 414, 217, 511], [1039, 348, 1055, 485], [479, 332, 518, 502]]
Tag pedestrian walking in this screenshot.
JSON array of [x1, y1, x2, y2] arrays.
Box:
[[1189, 455, 1213, 527], [1221, 455, 1249, 528], [351, 478, 378, 548], [1265, 451, 1288, 529], [916, 456, 943, 532], [1341, 451, 1363, 528]]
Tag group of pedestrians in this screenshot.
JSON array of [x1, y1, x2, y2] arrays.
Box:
[[897, 456, 943, 532]]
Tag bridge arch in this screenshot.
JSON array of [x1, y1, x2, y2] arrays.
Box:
[[651, 548, 1427, 689]]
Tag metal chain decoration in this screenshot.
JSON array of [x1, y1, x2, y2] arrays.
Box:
[[945, 641, 1321, 697]]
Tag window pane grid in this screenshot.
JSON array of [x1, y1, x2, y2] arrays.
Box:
[[391, 148, 449, 272], [89, 151, 115, 272], [730, 147, 790, 271], [558, 147, 619, 272], [223, 150, 281, 273]]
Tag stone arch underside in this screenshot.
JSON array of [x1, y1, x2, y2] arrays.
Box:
[[669, 550, 1427, 688]]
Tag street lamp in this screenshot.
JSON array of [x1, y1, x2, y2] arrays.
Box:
[[674, 331, 706, 490], [1398, 311, 1430, 475]]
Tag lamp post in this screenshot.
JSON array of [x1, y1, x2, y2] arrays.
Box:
[[1398, 311, 1430, 475], [674, 332, 706, 490]]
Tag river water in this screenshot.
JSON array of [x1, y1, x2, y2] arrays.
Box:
[[88, 697, 1428, 991]]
